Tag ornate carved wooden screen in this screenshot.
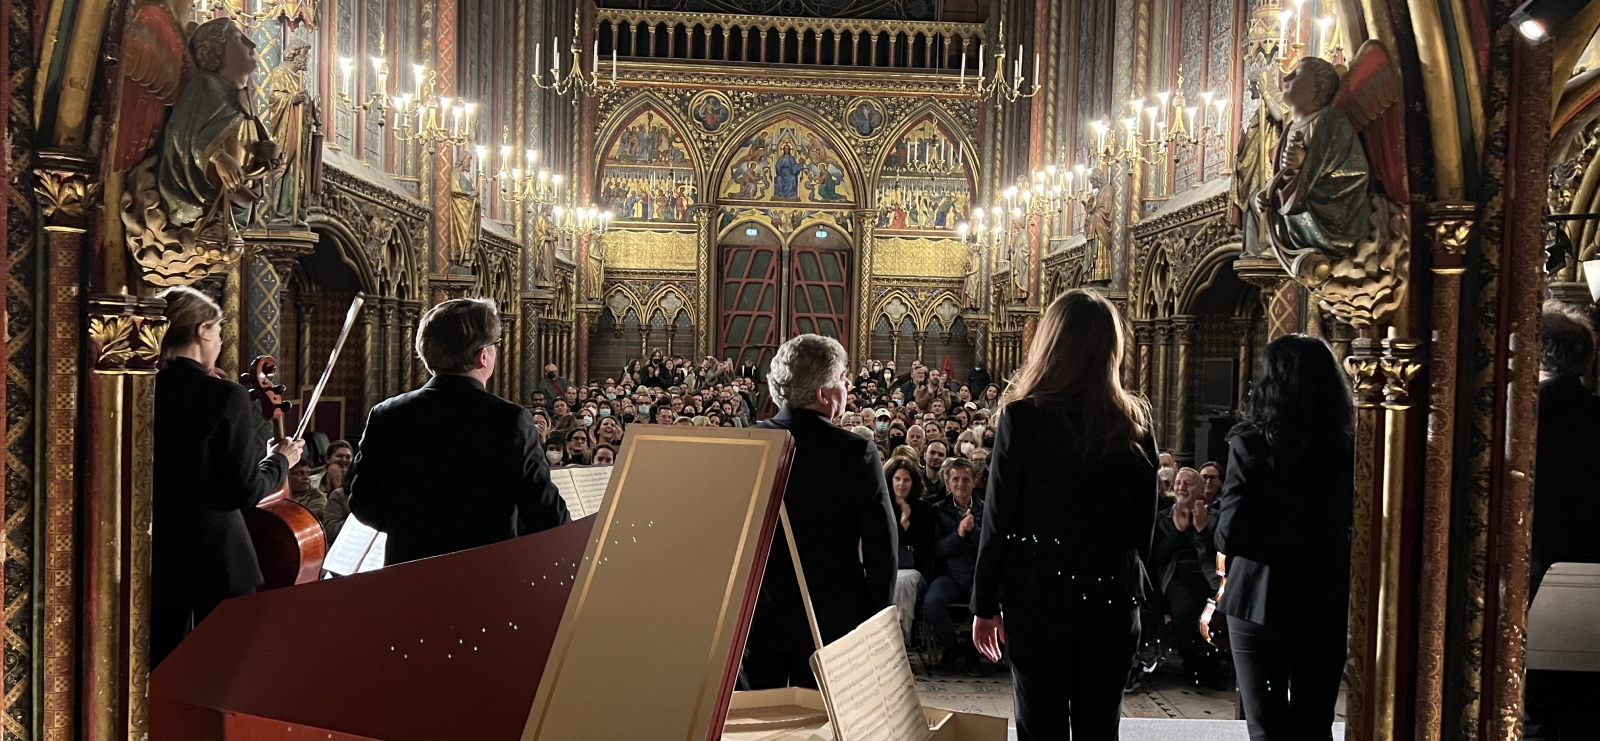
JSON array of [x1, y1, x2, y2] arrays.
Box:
[[789, 246, 851, 348], [718, 244, 780, 369]]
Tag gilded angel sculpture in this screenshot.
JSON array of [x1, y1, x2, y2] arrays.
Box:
[[1253, 41, 1410, 329], [117, 14, 280, 286]]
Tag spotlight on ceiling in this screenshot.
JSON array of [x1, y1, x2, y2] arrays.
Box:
[[1511, 0, 1585, 42]]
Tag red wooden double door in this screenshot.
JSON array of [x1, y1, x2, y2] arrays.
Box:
[[717, 236, 851, 373]]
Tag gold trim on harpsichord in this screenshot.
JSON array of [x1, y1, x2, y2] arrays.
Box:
[[603, 228, 699, 271], [871, 236, 966, 279]]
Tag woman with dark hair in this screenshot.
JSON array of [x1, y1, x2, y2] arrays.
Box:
[[883, 456, 937, 579], [971, 289, 1158, 740], [1211, 334, 1355, 741], [976, 383, 1001, 411]]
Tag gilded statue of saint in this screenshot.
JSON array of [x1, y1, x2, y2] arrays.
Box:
[[448, 163, 481, 263], [963, 240, 984, 310], [157, 18, 278, 230], [261, 42, 321, 226], [1084, 167, 1113, 285]]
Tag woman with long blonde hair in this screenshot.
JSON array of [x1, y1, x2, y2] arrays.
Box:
[[971, 289, 1159, 740]]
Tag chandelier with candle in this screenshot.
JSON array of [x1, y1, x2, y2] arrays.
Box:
[[533, 36, 617, 98], [955, 42, 1042, 104], [481, 138, 562, 211], [553, 205, 613, 239], [1089, 72, 1230, 171]]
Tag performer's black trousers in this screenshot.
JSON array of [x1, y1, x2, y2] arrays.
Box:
[[1228, 616, 1345, 741], [1005, 604, 1139, 741], [739, 647, 819, 690]]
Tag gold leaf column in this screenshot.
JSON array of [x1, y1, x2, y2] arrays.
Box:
[[1415, 201, 1473, 741], [32, 148, 96, 741], [854, 209, 877, 369], [1344, 338, 1385, 741], [693, 205, 717, 360]]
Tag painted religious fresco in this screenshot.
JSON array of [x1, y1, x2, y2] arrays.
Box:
[[721, 120, 856, 206], [599, 109, 699, 223], [874, 118, 972, 234]]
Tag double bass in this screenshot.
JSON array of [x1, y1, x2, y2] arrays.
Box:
[[242, 356, 325, 588]]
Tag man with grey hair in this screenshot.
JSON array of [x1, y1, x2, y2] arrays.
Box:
[[743, 334, 898, 689]]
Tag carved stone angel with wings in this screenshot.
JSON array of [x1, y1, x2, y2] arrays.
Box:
[[1253, 40, 1410, 329], [115, 10, 281, 286]]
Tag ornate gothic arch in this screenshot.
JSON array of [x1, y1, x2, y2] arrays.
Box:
[[865, 103, 977, 206], [710, 104, 865, 203], [594, 94, 703, 184]]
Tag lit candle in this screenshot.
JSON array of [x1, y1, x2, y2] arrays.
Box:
[[612, 50, 617, 81], [464, 102, 475, 133], [534, 42, 542, 81], [959, 52, 966, 85], [413, 64, 425, 96], [1157, 91, 1171, 124], [592, 40, 598, 76], [1095, 120, 1107, 153], [340, 57, 353, 98], [1033, 53, 1040, 90], [977, 44, 984, 82], [1318, 16, 1334, 57], [554, 38, 561, 71], [475, 145, 487, 173], [452, 105, 462, 134], [1278, 10, 1293, 56]]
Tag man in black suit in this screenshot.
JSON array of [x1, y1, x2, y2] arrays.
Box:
[[743, 334, 898, 689], [737, 360, 761, 381], [1525, 301, 1600, 740], [348, 298, 569, 566]]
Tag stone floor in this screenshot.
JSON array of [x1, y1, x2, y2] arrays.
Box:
[[911, 649, 1348, 737]]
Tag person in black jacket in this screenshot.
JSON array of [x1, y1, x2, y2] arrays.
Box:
[[884, 456, 937, 579], [153, 286, 305, 668], [926, 457, 985, 674], [347, 298, 569, 567], [972, 289, 1159, 741], [743, 334, 898, 690], [1525, 301, 1600, 740], [1213, 334, 1354, 741]]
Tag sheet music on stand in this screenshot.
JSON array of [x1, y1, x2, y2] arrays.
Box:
[[549, 465, 613, 519], [809, 607, 930, 741], [322, 515, 387, 577]]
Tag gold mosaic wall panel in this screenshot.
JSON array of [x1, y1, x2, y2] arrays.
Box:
[[605, 229, 699, 271], [872, 237, 966, 278]]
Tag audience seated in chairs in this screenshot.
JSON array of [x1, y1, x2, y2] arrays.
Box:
[[924, 457, 987, 676]]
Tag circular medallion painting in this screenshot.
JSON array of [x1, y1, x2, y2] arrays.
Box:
[[690, 91, 733, 134], [845, 98, 886, 139]]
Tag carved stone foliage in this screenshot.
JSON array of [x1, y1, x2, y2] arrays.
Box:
[[310, 163, 430, 295], [1041, 241, 1087, 301], [88, 294, 170, 375], [1291, 195, 1412, 331], [1129, 192, 1237, 318], [33, 163, 100, 230]]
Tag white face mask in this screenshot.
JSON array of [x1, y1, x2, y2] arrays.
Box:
[[582, 416, 594, 426], [971, 424, 986, 437], [959, 442, 975, 455], [546, 450, 564, 464]]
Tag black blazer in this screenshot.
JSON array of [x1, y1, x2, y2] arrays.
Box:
[[749, 407, 899, 653], [972, 398, 1159, 619], [1214, 424, 1353, 630], [897, 496, 939, 578], [154, 358, 289, 605], [347, 374, 570, 566], [1531, 376, 1600, 594], [932, 496, 984, 580]]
